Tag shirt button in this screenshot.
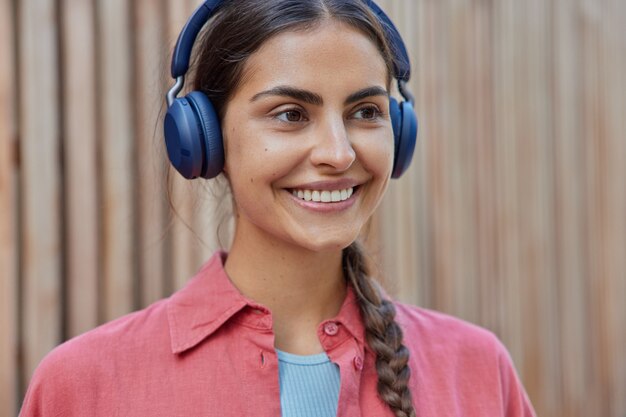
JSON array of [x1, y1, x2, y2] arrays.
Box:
[[323, 322, 339, 336], [353, 356, 364, 371]]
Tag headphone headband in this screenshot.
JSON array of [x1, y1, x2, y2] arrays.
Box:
[[170, 0, 411, 81], [171, 0, 222, 77]]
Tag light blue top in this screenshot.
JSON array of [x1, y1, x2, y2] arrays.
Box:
[[276, 349, 341, 417]]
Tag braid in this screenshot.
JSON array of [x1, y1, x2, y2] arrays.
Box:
[[343, 242, 416, 417]]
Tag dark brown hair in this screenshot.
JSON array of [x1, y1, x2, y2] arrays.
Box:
[[190, 1, 415, 415]]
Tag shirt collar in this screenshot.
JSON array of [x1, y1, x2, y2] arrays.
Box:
[[167, 251, 366, 354]]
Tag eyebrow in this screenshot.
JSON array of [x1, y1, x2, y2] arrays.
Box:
[[344, 86, 389, 105], [250, 85, 389, 106]]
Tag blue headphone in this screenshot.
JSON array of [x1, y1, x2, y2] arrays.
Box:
[[164, 0, 418, 180]]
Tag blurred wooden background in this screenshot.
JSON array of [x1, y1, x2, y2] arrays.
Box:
[[1, 0, 625, 416]]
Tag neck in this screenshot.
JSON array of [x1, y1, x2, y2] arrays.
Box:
[[224, 224, 347, 355]]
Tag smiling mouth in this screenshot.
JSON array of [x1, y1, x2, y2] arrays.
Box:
[[290, 187, 356, 203]]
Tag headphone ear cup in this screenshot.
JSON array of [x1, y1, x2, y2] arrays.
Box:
[[164, 96, 206, 179], [163, 91, 224, 179], [389, 96, 402, 146], [389, 99, 418, 179], [186, 91, 224, 179]]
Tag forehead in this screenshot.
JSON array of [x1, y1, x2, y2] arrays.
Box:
[[236, 20, 390, 97]]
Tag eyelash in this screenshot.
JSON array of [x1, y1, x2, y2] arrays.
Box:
[[273, 104, 384, 124]]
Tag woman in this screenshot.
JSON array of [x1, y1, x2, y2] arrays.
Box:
[[20, 1, 536, 416]]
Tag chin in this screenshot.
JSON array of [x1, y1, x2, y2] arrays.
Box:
[[288, 231, 359, 254]]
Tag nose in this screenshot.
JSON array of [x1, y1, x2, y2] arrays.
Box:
[[309, 116, 356, 172]]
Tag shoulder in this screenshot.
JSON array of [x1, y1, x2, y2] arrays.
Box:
[[20, 299, 170, 416], [393, 302, 502, 355], [53, 297, 170, 362], [392, 302, 537, 416], [392, 302, 509, 386]]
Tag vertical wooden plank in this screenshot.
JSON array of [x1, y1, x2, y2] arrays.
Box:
[[61, 0, 99, 338], [434, 1, 457, 316], [581, 1, 625, 415], [412, 0, 436, 310], [18, 0, 62, 384], [601, 1, 626, 414], [134, 0, 167, 306], [448, 1, 482, 323], [552, 1, 589, 415], [407, 0, 433, 309], [612, 4, 626, 416], [514, 0, 561, 413], [493, 0, 564, 410], [492, 0, 525, 378], [470, 1, 500, 333], [424, 1, 457, 316], [97, 0, 136, 321], [580, 1, 611, 415], [552, 1, 589, 416], [0, 0, 18, 414]]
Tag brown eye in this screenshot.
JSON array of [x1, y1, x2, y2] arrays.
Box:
[[353, 105, 381, 121], [277, 109, 306, 123]]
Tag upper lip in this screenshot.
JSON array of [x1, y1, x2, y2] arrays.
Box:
[[288, 178, 362, 191]]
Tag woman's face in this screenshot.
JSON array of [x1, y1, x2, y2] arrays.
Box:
[[222, 20, 394, 253]]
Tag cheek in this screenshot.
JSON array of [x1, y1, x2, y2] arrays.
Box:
[[222, 125, 237, 173], [226, 138, 298, 206], [229, 129, 305, 180], [356, 134, 395, 177], [224, 123, 262, 175]]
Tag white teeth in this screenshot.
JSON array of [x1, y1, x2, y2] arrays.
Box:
[[290, 187, 355, 203]]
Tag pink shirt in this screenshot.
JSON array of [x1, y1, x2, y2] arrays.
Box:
[[20, 252, 536, 417]]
